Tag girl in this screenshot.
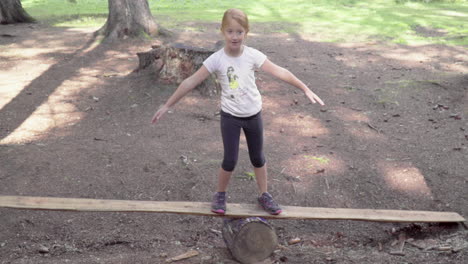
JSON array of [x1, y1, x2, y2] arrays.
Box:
[[151, 8, 324, 215]]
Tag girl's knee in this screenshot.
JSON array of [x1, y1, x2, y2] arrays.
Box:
[[250, 156, 266, 168], [222, 160, 237, 172]]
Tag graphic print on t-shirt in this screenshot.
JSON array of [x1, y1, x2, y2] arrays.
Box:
[[227, 66, 239, 90]]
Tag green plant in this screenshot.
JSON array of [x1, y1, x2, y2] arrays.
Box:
[[236, 172, 256, 181], [305, 156, 330, 164]]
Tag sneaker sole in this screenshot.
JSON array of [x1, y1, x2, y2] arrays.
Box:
[[211, 209, 226, 215], [270, 209, 282, 215], [259, 204, 282, 215]]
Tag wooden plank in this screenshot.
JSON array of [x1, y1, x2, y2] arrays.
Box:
[[0, 195, 465, 223]]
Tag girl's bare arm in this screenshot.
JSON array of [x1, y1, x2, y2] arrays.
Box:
[[151, 66, 211, 124], [261, 59, 324, 105]]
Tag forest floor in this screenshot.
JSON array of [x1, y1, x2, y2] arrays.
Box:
[[0, 22, 467, 263]]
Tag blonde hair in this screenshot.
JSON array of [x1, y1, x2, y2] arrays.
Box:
[[221, 9, 249, 34]]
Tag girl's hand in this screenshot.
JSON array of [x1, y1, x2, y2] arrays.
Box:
[[151, 105, 169, 124], [305, 89, 325, 106]]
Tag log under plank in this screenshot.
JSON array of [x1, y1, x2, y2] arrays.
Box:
[[222, 217, 278, 264], [0, 195, 465, 223]]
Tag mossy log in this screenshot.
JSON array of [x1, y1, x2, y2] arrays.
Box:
[[135, 42, 221, 96], [222, 217, 278, 264]]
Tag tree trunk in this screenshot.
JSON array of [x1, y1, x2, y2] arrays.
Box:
[[97, 0, 158, 41], [135, 42, 221, 96], [222, 217, 278, 264], [0, 0, 35, 24]]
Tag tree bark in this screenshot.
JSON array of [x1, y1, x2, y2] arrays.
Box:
[[97, 0, 158, 41], [222, 217, 278, 264], [135, 42, 221, 96], [0, 0, 35, 24]]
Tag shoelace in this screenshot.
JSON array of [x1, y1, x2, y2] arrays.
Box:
[[261, 195, 278, 208], [214, 194, 226, 206]]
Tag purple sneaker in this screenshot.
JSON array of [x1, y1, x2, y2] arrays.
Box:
[[258, 192, 282, 215], [211, 192, 226, 215]]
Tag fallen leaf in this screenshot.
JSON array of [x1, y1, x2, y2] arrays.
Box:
[[38, 245, 49, 254], [436, 246, 452, 251], [166, 249, 199, 262], [449, 114, 462, 120], [288, 237, 301, 245]]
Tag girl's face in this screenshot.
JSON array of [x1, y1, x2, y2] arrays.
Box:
[[222, 18, 247, 56]]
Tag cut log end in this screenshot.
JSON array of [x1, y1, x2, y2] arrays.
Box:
[[222, 217, 278, 264]]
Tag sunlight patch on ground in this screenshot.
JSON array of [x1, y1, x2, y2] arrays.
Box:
[[279, 153, 346, 195], [447, 53, 468, 73], [379, 162, 433, 198], [0, 77, 90, 145], [180, 96, 207, 107], [0, 62, 51, 111], [438, 10, 468, 17], [0, 59, 89, 145], [65, 27, 99, 33], [384, 47, 440, 62], [332, 107, 385, 141], [0, 64, 108, 144], [335, 43, 468, 73], [0, 35, 86, 112], [380, 47, 466, 73], [344, 124, 385, 141], [0, 63, 104, 145], [269, 115, 328, 138], [0, 26, 126, 145], [0, 99, 83, 145], [333, 107, 370, 123], [3, 47, 63, 58]]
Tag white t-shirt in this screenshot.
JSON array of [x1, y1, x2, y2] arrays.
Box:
[[203, 46, 267, 117]]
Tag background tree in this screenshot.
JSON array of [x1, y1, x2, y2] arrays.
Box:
[[96, 0, 159, 41], [0, 0, 35, 24]]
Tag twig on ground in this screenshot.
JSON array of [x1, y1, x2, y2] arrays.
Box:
[[366, 122, 381, 133], [389, 233, 406, 256], [166, 250, 199, 263]]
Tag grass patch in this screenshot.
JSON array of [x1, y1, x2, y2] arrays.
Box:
[[305, 155, 330, 164], [22, 0, 468, 45], [22, 0, 108, 27], [236, 171, 256, 181]]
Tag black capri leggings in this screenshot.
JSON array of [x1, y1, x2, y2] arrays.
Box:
[[220, 110, 266, 172]]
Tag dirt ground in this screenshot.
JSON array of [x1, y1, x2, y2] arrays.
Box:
[[0, 22, 467, 264]]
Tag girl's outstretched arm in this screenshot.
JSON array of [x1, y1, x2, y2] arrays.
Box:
[[261, 59, 324, 106], [151, 66, 211, 124]]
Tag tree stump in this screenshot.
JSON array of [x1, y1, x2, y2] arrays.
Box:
[[222, 217, 278, 264], [135, 42, 221, 96]]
